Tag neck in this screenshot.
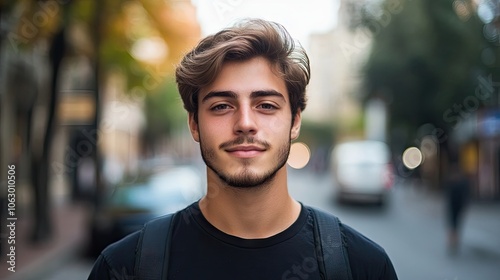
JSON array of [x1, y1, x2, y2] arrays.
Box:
[[199, 167, 301, 239]]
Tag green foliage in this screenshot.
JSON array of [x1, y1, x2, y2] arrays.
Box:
[[297, 120, 336, 148], [357, 0, 496, 145], [143, 77, 186, 141], [69, 0, 95, 22], [66, 0, 199, 144]]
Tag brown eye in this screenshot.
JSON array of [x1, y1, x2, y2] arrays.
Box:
[[258, 103, 277, 110], [211, 104, 231, 111]]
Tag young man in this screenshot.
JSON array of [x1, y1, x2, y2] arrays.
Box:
[[88, 19, 398, 279]]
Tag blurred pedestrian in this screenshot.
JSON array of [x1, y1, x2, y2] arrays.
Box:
[[88, 19, 398, 280], [445, 162, 471, 254]]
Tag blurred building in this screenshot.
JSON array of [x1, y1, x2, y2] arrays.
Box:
[[448, 107, 499, 200], [28, 0, 203, 205], [473, 110, 499, 200], [305, 0, 372, 138], [451, 0, 500, 200]]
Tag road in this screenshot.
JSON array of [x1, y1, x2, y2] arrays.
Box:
[[288, 169, 500, 280], [39, 168, 500, 280]]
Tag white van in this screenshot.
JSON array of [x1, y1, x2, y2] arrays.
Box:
[[330, 140, 394, 205]]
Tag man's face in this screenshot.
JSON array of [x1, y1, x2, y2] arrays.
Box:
[[189, 56, 301, 188]]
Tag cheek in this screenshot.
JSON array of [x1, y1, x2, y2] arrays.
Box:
[[270, 122, 285, 135], [198, 118, 228, 139], [267, 117, 292, 135]]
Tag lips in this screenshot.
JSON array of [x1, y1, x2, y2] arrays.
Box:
[[225, 145, 266, 158]]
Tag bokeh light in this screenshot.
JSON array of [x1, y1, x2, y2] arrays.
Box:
[[402, 147, 423, 170], [287, 142, 311, 169], [130, 37, 169, 63]]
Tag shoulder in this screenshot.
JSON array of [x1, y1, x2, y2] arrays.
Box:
[[340, 222, 398, 279], [340, 222, 386, 257], [305, 206, 390, 260], [87, 230, 140, 279], [305, 205, 397, 279], [87, 206, 191, 280]]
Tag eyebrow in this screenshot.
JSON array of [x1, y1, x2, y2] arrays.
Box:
[[201, 90, 286, 104]]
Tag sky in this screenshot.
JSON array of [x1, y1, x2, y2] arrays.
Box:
[[191, 0, 340, 48]]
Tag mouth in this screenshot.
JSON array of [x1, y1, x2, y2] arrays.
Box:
[[225, 145, 266, 158]]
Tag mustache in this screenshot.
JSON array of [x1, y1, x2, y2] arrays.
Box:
[[219, 137, 271, 150]]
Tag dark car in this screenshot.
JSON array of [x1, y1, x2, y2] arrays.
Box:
[[88, 165, 204, 257]]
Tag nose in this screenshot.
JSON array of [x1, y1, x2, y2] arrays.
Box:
[[234, 106, 257, 135]]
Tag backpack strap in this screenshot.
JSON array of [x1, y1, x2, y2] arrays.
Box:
[[310, 207, 353, 280], [135, 212, 177, 280]]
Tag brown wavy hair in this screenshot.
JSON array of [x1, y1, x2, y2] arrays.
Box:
[[175, 19, 310, 122]]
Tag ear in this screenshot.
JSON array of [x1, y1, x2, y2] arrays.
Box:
[[188, 113, 200, 142], [290, 110, 301, 140]]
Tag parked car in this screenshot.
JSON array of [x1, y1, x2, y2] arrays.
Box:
[[88, 164, 205, 257], [330, 140, 394, 205]]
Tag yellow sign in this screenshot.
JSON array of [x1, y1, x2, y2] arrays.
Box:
[[57, 91, 95, 125]]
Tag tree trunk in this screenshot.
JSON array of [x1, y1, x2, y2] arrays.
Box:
[[30, 27, 66, 242]]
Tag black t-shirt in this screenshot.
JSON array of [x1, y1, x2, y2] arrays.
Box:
[[88, 202, 398, 280]]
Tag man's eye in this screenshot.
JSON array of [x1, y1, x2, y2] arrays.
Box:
[[258, 103, 277, 110], [210, 104, 230, 111]]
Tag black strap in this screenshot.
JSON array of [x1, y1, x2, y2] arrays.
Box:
[[135, 212, 177, 280], [311, 207, 352, 280]]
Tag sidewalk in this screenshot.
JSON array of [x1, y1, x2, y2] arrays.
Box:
[[0, 201, 90, 280]]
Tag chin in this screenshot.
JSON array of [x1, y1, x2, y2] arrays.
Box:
[[218, 166, 282, 189]]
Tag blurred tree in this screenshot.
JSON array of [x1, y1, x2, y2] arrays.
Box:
[[142, 77, 187, 155], [298, 120, 336, 149], [0, 0, 200, 244], [0, 0, 72, 243], [348, 0, 497, 148], [98, 0, 200, 149]]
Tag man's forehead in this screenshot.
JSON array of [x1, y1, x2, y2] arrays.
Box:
[[198, 57, 287, 99]]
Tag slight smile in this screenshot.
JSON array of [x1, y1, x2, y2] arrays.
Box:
[[225, 145, 266, 158]]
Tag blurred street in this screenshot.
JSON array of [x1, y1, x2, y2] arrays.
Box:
[[9, 168, 498, 280], [2, 1, 500, 280], [288, 169, 500, 280]]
